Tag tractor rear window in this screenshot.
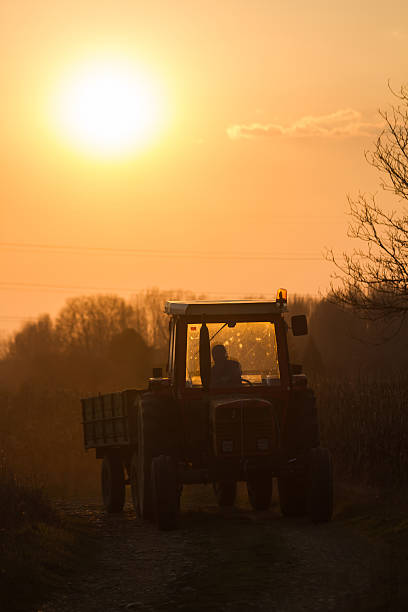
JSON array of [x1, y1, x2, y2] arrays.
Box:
[[185, 322, 280, 388]]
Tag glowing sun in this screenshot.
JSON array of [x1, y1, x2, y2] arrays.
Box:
[[55, 59, 165, 156]]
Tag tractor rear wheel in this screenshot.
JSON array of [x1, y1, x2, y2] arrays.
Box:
[[247, 474, 272, 511], [101, 453, 125, 513], [151, 455, 179, 530], [308, 447, 333, 522], [135, 411, 155, 520], [278, 470, 307, 517], [213, 481, 237, 507], [133, 396, 181, 521]]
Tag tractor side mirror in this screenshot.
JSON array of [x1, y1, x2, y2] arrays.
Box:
[[199, 323, 211, 390], [291, 314, 308, 336]]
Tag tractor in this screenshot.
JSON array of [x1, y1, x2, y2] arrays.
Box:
[[81, 292, 333, 529]]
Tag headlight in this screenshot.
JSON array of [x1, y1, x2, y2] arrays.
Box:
[[222, 440, 233, 452]]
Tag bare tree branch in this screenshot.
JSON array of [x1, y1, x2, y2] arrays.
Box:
[[328, 85, 408, 323]]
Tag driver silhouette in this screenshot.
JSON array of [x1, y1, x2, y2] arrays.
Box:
[[211, 344, 242, 387]]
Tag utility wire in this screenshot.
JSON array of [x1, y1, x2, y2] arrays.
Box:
[[0, 242, 323, 261], [0, 281, 141, 293]]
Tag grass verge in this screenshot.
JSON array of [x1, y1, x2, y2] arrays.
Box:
[[335, 482, 408, 611]]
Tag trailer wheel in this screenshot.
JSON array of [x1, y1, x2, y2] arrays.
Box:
[[213, 481, 237, 507], [130, 452, 140, 515], [151, 455, 179, 530], [101, 454, 125, 513], [278, 470, 307, 517], [308, 447, 333, 523], [247, 474, 272, 511]]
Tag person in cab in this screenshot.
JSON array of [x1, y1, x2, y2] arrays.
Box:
[[211, 344, 242, 388]]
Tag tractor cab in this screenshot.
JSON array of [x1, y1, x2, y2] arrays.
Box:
[[164, 291, 308, 397]]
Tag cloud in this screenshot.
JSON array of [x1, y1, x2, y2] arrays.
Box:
[[390, 29, 405, 40], [227, 109, 382, 140]]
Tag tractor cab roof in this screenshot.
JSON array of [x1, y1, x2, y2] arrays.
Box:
[[164, 299, 288, 318]]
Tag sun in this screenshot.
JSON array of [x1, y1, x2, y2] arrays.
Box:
[[55, 58, 165, 156]]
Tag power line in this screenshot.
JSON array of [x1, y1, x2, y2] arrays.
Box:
[[0, 281, 140, 292], [0, 242, 323, 261]]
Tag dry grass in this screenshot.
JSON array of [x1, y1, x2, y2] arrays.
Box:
[[0, 461, 92, 612], [0, 459, 58, 530], [0, 387, 100, 499]]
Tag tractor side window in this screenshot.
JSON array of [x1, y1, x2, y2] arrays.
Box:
[[185, 322, 280, 387], [168, 320, 176, 378], [186, 324, 201, 386]]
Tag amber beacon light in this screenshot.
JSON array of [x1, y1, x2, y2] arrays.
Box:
[[276, 288, 287, 305]]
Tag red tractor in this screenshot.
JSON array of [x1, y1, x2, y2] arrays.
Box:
[[82, 293, 333, 529]]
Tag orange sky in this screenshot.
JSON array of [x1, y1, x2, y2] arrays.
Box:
[[2, 0, 408, 335]]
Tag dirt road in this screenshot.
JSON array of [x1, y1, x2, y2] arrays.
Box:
[[41, 485, 406, 612]]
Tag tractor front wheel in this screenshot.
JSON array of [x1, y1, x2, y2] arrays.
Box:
[[101, 453, 125, 513], [213, 481, 237, 507]]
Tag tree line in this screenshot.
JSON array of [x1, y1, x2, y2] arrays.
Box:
[[2, 288, 408, 398], [1, 287, 407, 495], [0, 288, 203, 394]]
